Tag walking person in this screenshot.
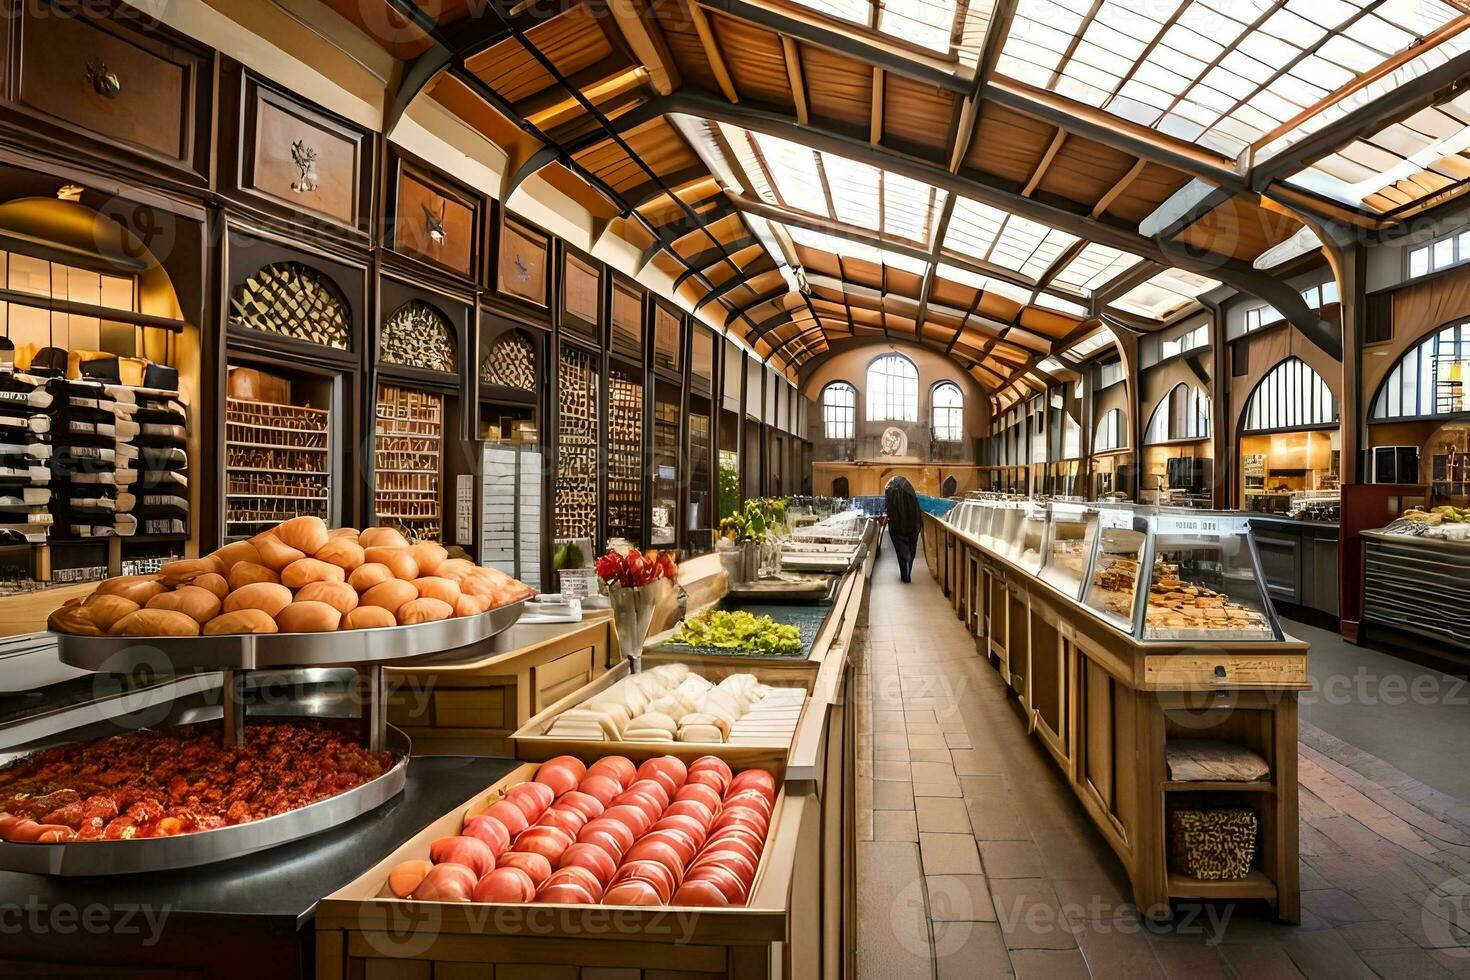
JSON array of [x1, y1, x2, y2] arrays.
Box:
[[884, 476, 921, 583]]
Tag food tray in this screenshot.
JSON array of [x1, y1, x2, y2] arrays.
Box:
[[649, 602, 831, 661], [0, 726, 410, 876], [55, 598, 528, 672]]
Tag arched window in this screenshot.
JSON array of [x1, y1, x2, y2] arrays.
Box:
[[1244, 357, 1338, 432], [932, 382, 963, 441], [821, 381, 856, 439], [1095, 408, 1124, 452], [1144, 384, 1210, 443], [866, 354, 918, 421], [1371, 322, 1470, 420]]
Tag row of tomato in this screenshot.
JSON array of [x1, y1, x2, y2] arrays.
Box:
[[387, 753, 775, 907]]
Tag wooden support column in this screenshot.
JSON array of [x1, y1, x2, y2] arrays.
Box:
[[1202, 297, 1229, 508], [1120, 332, 1142, 503]]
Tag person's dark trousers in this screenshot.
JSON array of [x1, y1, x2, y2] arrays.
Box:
[[891, 531, 917, 583]]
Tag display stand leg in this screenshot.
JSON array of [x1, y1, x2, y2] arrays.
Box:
[[364, 666, 386, 754], [222, 670, 245, 747]]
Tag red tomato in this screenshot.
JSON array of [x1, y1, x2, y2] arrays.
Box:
[[586, 756, 636, 789], [461, 815, 511, 857], [686, 770, 728, 794], [602, 878, 664, 906], [472, 867, 536, 903], [700, 833, 761, 869], [611, 859, 677, 904], [655, 812, 710, 843], [577, 817, 636, 859], [689, 848, 757, 886], [576, 773, 622, 806], [713, 808, 767, 837], [728, 769, 775, 800], [482, 800, 529, 837], [637, 756, 688, 795], [723, 789, 774, 818], [620, 777, 671, 809], [685, 864, 747, 903], [514, 826, 573, 865], [535, 881, 597, 905], [504, 782, 555, 821], [663, 799, 715, 826], [559, 842, 617, 886], [429, 835, 497, 878], [534, 805, 587, 837], [543, 755, 589, 781], [671, 878, 729, 907], [603, 803, 655, 837], [534, 760, 580, 799], [556, 790, 605, 820], [640, 825, 701, 865], [621, 837, 686, 880], [688, 755, 732, 784], [411, 863, 477, 902], [496, 850, 552, 886], [674, 783, 723, 814]]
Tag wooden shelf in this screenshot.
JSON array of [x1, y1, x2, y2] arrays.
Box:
[[1163, 780, 1275, 794], [1167, 870, 1277, 902]]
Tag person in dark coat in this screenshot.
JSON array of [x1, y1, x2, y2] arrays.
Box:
[[884, 476, 921, 583]]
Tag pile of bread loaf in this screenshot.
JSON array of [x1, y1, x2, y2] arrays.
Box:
[[47, 517, 536, 637], [545, 664, 806, 745]]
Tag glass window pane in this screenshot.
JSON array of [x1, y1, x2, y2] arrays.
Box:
[[9, 254, 49, 296]]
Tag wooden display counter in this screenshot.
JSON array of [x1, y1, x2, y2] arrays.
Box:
[[924, 513, 1305, 922]]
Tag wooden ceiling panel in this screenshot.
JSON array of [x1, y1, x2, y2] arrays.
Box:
[[882, 75, 955, 161], [1035, 136, 1136, 212], [429, 75, 522, 147], [712, 16, 794, 111], [977, 292, 1023, 323], [886, 267, 923, 299], [1175, 195, 1305, 262], [965, 104, 1054, 185], [317, 0, 436, 59], [1104, 162, 1192, 224], [1018, 308, 1081, 339], [798, 45, 872, 139]]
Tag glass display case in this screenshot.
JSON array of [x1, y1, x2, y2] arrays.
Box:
[[1083, 508, 1147, 631], [1040, 501, 1096, 599], [1141, 509, 1279, 642], [1016, 501, 1049, 572], [992, 502, 1025, 557]]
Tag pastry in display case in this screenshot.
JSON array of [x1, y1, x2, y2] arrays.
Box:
[[1141, 510, 1277, 642], [1083, 509, 1146, 630], [1040, 501, 1095, 599]]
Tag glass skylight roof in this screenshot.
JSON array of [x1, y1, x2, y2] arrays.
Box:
[[1111, 269, 1220, 321], [996, 0, 1465, 159], [782, 224, 930, 274], [1050, 244, 1146, 295], [941, 197, 1079, 280], [787, 0, 968, 55], [740, 129, 948, 246]]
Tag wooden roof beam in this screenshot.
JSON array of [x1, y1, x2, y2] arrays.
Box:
[[781, 36, 809, 125], [870, 68, 885, 145], [949, 0, 1017, 173], [686, 2, 740, 103], [1090, 260, 1163, 312], [1021, 128, 1066, 198], [598, 0, 681, 95], [1090, 158, 1145, 218]]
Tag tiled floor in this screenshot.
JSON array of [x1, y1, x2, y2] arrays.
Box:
[[855, 545, 1470, 979]]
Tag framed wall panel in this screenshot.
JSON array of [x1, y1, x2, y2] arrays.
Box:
[[497, 217, 549, 308], [392, 160, 478, 278], [560, 249, 601, 344], [610, 276, 644, 360], [652, 300, 682, 376]]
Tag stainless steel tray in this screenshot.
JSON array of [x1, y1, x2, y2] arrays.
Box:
[[56, 598, 527, 672], [0, 726, 410, 876]]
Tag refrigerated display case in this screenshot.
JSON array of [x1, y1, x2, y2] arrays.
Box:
[[1039, 500, 1095, 599]]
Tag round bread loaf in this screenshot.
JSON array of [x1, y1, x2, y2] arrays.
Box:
[[363, 547, 418, 580], [407, 542, 448, 576], [203, 609, 279, 635], [359, 527, 409, 549], [281, 557, 346, 590], [296, 581, 359, 615], [158, 556, 223, 587], [222, 581, 294, 618], [83, 593, 140, 632], [397, 597, 453, 625], [360, 579, 419, 616], [227, 561, 280, 591], [327, 527, 360, 540], [414, 576, 462, 605], [343, 605, 397, 630], [314, 538, 365, 571], [48, 604, 103, 636], [193, 572, 229, 601], [109, 609, 200, 637], [146, 585, 222, 624], [275, 601, 342, 633], [275, 516, 329, 555], [454, 594, 489, 618], [210, 540, 261, 573], [434, 558, 478, 582], [95, 576, 167, 605], [348, 562, 394, 592], [252, 534, 306, 571]]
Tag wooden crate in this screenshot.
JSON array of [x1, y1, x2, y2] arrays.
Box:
[[315, 755, 803, 979]]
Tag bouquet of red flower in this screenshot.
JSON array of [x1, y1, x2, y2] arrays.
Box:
[[595, 548, 678, 588]]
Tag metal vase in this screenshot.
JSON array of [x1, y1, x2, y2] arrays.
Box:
[[737, 539, 761, 582], [606, 578, 672, 673]]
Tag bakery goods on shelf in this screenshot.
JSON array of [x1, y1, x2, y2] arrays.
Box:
[[1144, 560, 1268, 632], [46, 516, 536, 637], [545, 663, 805, 745]]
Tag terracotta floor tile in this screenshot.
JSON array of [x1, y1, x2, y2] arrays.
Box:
[[911, 760, 961, 786], [980, 840, 1046, 879], [914, 781, 966, 798], [952, 749, 994, 775], [927, 874, 998, 922], [1006, 948, 1091, 980], [933, 921, 1011, 979], [920, 832, 984, 875], [917, 796, 975, 834], [873, 780, 916, 811], [988, 878, 1079, 951], [875, 809, 920, 842]]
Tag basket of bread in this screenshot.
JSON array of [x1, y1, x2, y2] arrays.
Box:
[[46, 517, 536, 647]]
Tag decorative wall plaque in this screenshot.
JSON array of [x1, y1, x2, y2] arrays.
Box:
[[230, 261, 350, 350], [381, 300, 457, 374], [561, 252, 601, 340], [498, 219, 549, 308]]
